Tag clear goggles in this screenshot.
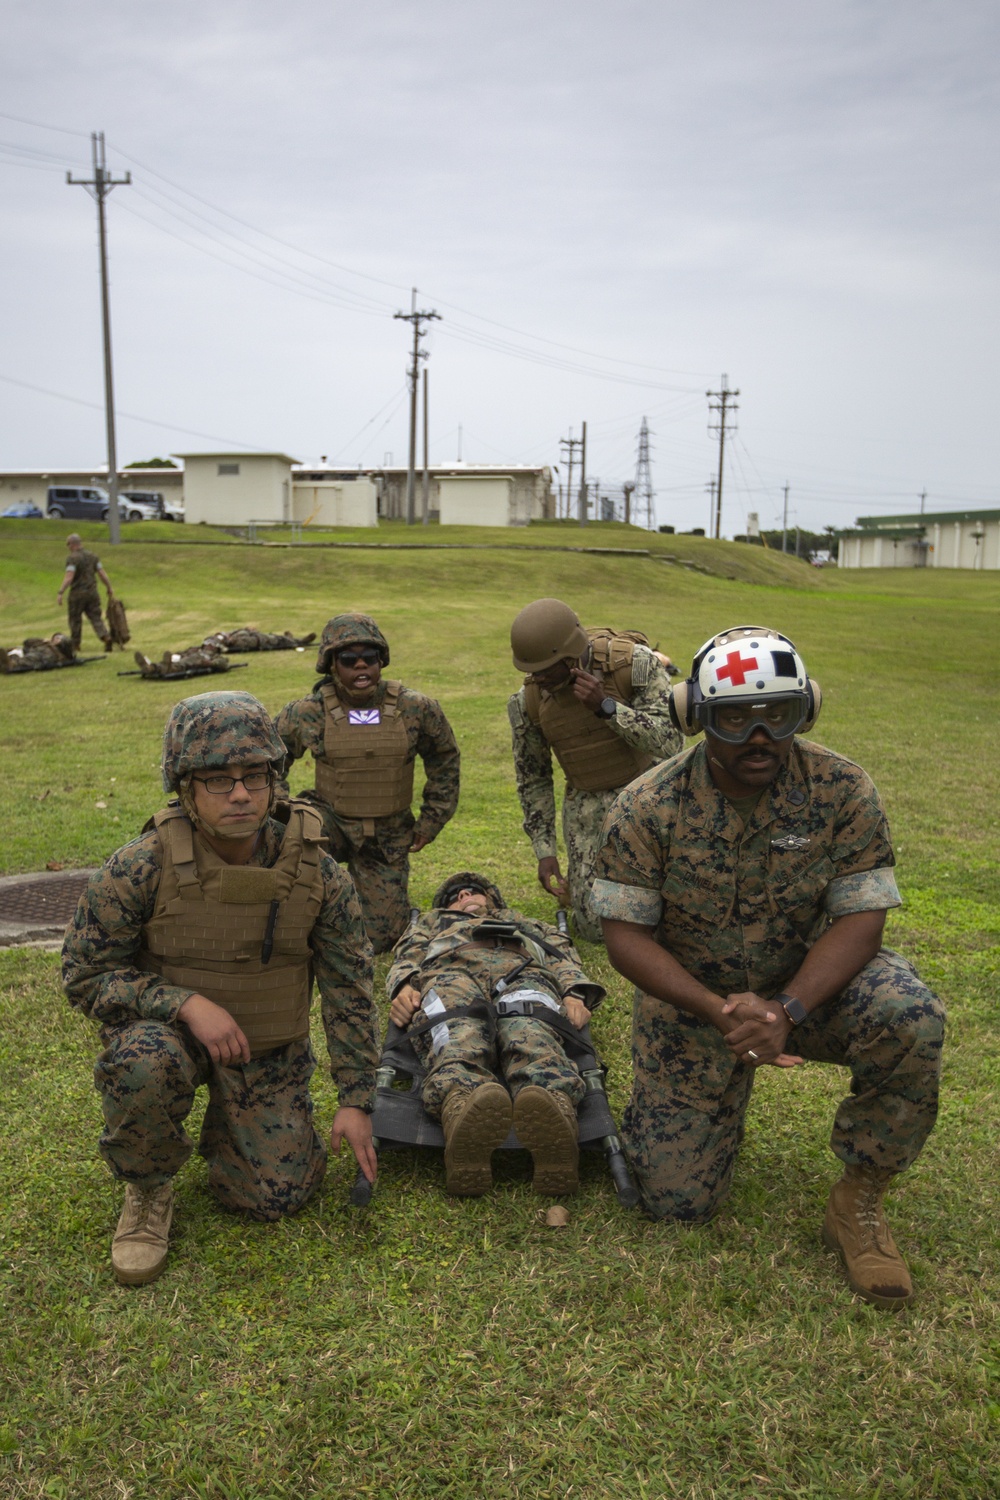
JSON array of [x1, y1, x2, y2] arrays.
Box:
[[699, 695, 807, 744]]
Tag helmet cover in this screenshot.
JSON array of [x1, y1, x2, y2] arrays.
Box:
[[510, 598, 589, 674], [432, 871, 505, 912], [315, 613, 390, 675], [161, 690, 286, 792]]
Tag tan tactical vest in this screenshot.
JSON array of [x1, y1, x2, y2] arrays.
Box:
[[523, 628, 656, 792], [138, 803, 325, 1058], [314, 680, 414, 832]]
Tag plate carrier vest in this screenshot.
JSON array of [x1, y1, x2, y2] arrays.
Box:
[[138, 801, 326, 1058], [522, 628, 656, 792], [314, 680, 414, 834]]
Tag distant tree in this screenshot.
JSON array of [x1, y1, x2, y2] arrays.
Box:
[[126, 457, 178, 469]]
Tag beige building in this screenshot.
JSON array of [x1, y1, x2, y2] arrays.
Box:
[[0, 466, 183, 512], [370, 464, 554, 524], [292, 476, 378, 527], [838, 509, 1000, 570], [173, 452, 299, 527]]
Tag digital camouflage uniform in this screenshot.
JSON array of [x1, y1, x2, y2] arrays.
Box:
[[277, 680, 460, 956], [62, 690, 380, 1224], [386, 902, 605, 1119], [203, 629, 316, 652], [133, 645, 232, 680], [592, 738, 945, 1221], [64, 548, 111, 649], [509, 639, 680, 942], [1, 635, 78, 672]]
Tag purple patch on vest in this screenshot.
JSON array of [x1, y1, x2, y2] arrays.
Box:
[[348, 708, 381, 725]]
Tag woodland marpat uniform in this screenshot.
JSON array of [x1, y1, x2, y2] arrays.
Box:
[[64, 814, 379, 1218], [509, 641, 680, 941], [593, 738, 945, 1222]]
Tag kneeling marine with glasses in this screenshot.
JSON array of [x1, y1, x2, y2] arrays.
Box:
[[63, 690, 380, 1286]]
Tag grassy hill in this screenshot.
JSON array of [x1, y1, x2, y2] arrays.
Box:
[[1, 528, 997, 1498]]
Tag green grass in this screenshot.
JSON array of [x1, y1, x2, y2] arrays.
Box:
[[1, 530, 998, 1497]]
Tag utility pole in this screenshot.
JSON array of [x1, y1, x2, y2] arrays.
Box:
[[634, 417, 655, 530], [578, 420, 588, 525], [421, 367, 430, 525], [919, 489, 927, 514], [706, 477, 717, 534], [67, 132, 130, 546], [782, 482, 790, 552], [559, 429, 582, 522], [706, 374, 739, 540], [394, 289, 440, 524]]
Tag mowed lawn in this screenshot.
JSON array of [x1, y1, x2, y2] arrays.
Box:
[[1, 524, 997, 1499]]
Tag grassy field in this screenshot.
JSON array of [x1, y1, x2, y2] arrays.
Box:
[[1, 524, 998, 1497]]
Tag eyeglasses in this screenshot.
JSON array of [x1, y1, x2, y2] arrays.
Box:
[[336, 649, 380, 668], [701, 697, 807, 745], [192, 771, 273, 795]]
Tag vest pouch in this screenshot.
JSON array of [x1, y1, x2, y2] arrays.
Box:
[[315, 681, 415, 820]]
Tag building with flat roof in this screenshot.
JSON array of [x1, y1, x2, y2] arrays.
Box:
[[837, 509, 1000, 570]]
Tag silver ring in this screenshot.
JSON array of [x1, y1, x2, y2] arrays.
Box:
[[747, 1050, 760, 1062]]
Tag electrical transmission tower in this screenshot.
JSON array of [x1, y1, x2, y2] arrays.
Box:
[[67, 132, 131, 546], [706, 374, 739, 540], [394, 289, 440, 524], [633, 417, 655, 530]]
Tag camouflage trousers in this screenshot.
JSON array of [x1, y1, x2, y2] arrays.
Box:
[[68, 590, 109, 649], [563, 786, 620, 944], [301, 798, 412, 955], [94, 1020, 326, 1220], [623, 948, 945, 1223], [409, 968, 585, 1118]]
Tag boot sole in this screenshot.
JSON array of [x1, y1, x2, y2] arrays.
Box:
[[444, 1085, 512, 1196], [513, 1086, 579, 1195], [112, 1252, 169, 1287], [821, 1222, 914, 1310]]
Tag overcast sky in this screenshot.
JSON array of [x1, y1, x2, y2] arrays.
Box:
[[2, 0, 998, 534]]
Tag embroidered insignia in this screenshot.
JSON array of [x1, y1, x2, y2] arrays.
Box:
[[348, 709, 381, 725], [771, 834, 811, 850]]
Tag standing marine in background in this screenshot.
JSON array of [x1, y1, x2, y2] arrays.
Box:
[[57, 533, 114, 651], [507, 597, 681, 942], [276, 613, 461, 954]]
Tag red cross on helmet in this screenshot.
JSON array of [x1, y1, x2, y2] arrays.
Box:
[[669, 625, 821, 742]]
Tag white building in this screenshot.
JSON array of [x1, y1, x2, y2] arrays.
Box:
[[837, 510, 1000, 570]]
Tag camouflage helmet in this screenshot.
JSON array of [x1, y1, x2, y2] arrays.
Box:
[[432, 871, 505, 912], [160, 690, 286, 792], [315, 613, 390, 675], [510, 598, 589, 674]]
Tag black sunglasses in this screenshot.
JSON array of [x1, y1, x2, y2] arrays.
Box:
[[336, 649, 380, 668]]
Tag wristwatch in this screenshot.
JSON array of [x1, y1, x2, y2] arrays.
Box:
[[596, 697, 618, 719], [774, 992, 807, 1026]]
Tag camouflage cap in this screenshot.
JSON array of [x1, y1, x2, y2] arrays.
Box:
[[431, 871, 505, 911], [160, 690, 286, 792], [315, 613, 390, 674]]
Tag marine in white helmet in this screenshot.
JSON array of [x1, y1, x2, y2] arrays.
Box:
[[593, 625, 945, 1311]]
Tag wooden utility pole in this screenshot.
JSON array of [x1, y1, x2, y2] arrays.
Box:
[[67, 132, 130, 546], [578, 420, 588, 525], [706, 374, 739, 540], [782, 482, 790, 552], [559, 429, 582, 521], [421, 367, 430, 525], [394, 289, 440, 524]]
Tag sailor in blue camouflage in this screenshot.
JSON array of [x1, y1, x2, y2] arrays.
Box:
[[593, 626, 944, 1232], [63, 691, 380, 1236], [386, 873, 604, 1118]]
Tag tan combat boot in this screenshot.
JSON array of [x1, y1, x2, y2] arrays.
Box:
[[111, 1182, 174, 1286], [512, 1085, 580, 1195], [440, 1082, 512, 1196], [823, 1164, 914, 1310]]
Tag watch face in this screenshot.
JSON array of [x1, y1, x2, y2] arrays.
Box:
[[782, 996, 807, 1026], [600, 697, 617, 718]]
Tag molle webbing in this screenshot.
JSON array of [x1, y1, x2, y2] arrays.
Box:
[[523, 632, 655, 792], [314, 680, 414, 830], [138, 804, 324, 1058]]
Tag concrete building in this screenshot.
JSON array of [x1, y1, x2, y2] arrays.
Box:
[[838, 509, 1000, 570], [370, 464, 554, 524], [173, 452, 299, 527], [0, 466, 183, 512]]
